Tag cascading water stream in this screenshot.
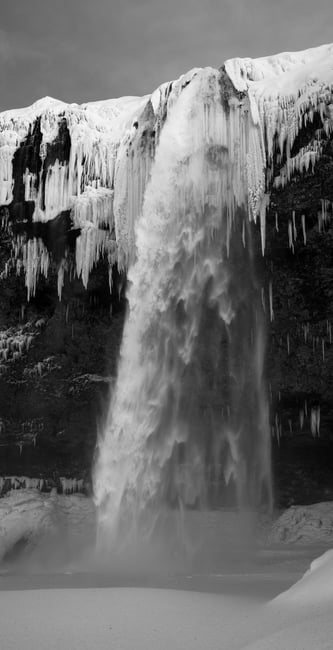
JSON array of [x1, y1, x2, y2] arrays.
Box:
[[93, 68, 272, 550]]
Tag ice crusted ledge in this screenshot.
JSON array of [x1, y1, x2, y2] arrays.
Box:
[[0, 476, 87, 496], [1, 45, 333, 298]]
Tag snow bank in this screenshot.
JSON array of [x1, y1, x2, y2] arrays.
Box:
[[0, 489, 95, 564], [272, 548, 333, 606]]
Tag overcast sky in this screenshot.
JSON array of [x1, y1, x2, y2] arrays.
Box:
[[1, 0, 333, 111]]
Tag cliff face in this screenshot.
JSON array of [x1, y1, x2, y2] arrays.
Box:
[[0, 239, 126, 489], [1, 46, 333, 505], [265, 143, 333, 506]]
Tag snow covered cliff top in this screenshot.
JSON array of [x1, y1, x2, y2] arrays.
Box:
[[2, 43, 333, 128], [0, 44, 333, 300], [225, 42, 333, 95]]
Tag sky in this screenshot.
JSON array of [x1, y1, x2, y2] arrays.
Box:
[[1, 0, 333, 111]]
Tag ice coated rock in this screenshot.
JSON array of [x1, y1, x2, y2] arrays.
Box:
[[269, 502, 333, 543], [1, 44, 333, 298], [1, 45, 333, 516]]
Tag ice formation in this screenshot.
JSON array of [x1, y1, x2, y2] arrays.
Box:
[[1, 44, 333, 544], [0, 46, 332, 296], [93, 45, 333, 544], [0, 475, 86, 496], [94, 66, 270, 544], [0, 323, 35, 375]]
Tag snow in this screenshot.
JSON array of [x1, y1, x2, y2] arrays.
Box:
[[0, 492, 332, 648], [0, 584, 332, 650], [0, 588, 265, 650], [0, 91, 150, 297], [273, 548, 333, 606], [269, 501, 333, 543], [0, 70, 205, 296], [226, 43, 333, 163], [225, 43, 333, 95], [1, 44, 333, 298], [0, 489, 95, 565]]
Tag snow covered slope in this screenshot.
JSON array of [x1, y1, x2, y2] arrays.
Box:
[[0, 489, 95, 565], [0, 45, 333, 298]]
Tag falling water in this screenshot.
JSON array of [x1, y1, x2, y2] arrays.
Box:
[[93, 68, 272, 549]]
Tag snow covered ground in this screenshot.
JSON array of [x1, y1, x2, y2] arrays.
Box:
[[0, 489, 333, 649], [0, 559, 332, 650]]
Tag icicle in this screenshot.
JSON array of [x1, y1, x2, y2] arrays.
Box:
[[288, 220, 294, 253], [303, 322, 309, 344], [269, 281, 274, 322], [301, 214, 307, 245], [292, 210, 297, 241], [321, 198, 329, 224], [287, 333, 290, 355], [259, 193, 270, 255], [299, 409, 304, 430], [310, 406, 320, 438], [310, 408, 316, 437], [57, 260, 66, 300], [275, 211, 279, 232], [318, 210, 322, 233], [274, 413, 281, 446], [316, 406, 321, 437]]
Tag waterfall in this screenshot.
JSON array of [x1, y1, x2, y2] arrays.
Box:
[[93, 67, 272, 548]]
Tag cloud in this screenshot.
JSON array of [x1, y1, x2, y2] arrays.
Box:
[[0, 28, 44, 66], [0, 29, 13, 64], [0, 27, 48, 110]]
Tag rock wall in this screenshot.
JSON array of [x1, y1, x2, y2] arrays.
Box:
[[1, 48, 333, 505]]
